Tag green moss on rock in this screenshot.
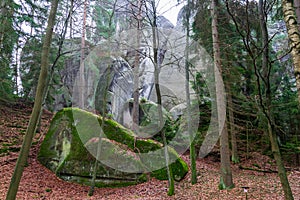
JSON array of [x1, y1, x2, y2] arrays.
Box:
[[38, 107, 188, 187]]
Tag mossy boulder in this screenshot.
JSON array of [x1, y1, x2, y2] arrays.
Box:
[[126, 99, 179, 144], [38, 108, 188, 187]]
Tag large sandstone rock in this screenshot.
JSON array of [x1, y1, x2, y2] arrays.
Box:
[[38, 108, 188, 187]]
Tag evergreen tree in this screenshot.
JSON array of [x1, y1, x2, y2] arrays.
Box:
[[0, 0, 18, 99]]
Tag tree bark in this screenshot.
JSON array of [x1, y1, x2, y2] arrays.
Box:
[[294, 0, 300, 26], [151, 1, 174, 195], [259, 1, 294, 199], [69, 0, 74, 39], [185, 0, 197, 184], [219, 122, 233, 188], [5, 0, 59, 199], [132, 0, 142, 133], [211, 0, 234, 189], [226, 82, 239, 164], [282, 0, 300, 104], [268, 122, 294, 200]]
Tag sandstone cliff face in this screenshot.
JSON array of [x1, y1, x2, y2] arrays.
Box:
[[48, 3, 199, 130]]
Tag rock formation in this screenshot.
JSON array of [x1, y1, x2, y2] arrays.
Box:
[[38, 108, 188, 187]]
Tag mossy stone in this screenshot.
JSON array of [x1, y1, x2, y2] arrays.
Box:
[[38, 108, 188, 187]]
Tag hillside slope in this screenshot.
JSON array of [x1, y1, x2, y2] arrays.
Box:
[[0, 101, 299, 199]]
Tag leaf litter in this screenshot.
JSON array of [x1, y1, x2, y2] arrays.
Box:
[[0, 103, 299, 199]]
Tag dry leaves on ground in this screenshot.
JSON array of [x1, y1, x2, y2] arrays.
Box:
[[0, 103, 299, 199]]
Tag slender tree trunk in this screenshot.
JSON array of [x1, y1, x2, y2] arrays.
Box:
[[211, 0, 234, 189], [88, 79, 108, 196], [268, 121, 294, 200], [0, 0, 8, 48], [219, 122, 233, 189], [259, 1, 294, 199], [69, 0, 73, 39], [185, 0, 197, 184], [151, 1, 174, 195], [132, 0, 142, 133], [79, 0, 88, 108], [282, 0, 300, 104], [5, 0, 59, 199], [14, 43, 19, 95], [30, 0, 36, 37], [88, 1, 117, 195], [226, 82, 239, 163]]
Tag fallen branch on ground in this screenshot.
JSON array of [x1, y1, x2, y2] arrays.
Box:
[[239, 165, 277, 173]]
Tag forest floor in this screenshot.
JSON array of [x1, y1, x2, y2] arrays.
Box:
[[0, 101, 299, 200]]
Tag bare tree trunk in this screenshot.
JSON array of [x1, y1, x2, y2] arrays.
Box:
[[88, 78, 108, 196], [14, 42, 19, 96], [211, 0, 234, 189], [88, 1, 117, 195], [226, 82, 239, 164], [5, 0, 59, 199], [151, 1, 174, 195], [69, 0, 73, 39], [185, 0, 197, 184], [132, 0, 142, 133], [219, 122, 233, 188], [259, 1, 294, 199], [282, 0, 300, 104], [79, 0, 88, 108]]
